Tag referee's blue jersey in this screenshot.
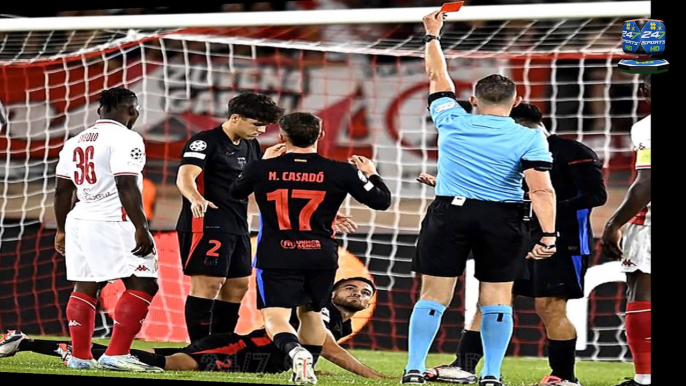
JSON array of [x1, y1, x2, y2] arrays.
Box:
[[430, 96, 552, 202]]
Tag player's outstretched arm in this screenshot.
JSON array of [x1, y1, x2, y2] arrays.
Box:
[[53, 177, 77, 255], [177, 164, 218, 218], [422, 11, 453, 95], [321, 330, 389, 379], [346, 155, 392, 211]]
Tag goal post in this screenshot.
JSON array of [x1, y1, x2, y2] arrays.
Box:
[[0, 1, 649, 361]]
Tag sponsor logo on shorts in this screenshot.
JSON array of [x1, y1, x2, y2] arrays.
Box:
[[135, 265, 150, 272]]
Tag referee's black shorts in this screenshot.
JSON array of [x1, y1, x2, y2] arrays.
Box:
[[412, 196, 528, 282]]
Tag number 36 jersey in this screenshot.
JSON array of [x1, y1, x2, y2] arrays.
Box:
[[55, 119, 146, 222]]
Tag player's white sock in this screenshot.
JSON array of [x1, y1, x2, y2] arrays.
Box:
[[634, 374, 651, 385]]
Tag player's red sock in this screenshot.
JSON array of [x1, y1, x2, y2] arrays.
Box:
[[625, 301, 651, 377], [66, 292, 97, 360], [105, 290, 154, 356]]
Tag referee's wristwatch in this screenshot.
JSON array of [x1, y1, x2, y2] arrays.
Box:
[[423, 34, 440, 43]]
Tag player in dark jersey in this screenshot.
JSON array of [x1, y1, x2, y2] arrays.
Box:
[[1, 277, 390, 379], [174, 92, 285, 343], [418, 103, 607, 386], [229, 111, 391, 384]]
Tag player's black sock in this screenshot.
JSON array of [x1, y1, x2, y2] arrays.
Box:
[[185, 295, 214, 341], [130, 348, 167, 369], [451, 330, 483, 374], [211, 300, 241, 334], [18, 339, 65, 357], [153, 347, 185, 356], [548, 338, 577, 381], [272, 332, 301, 357], [302, 345, 323, 366]]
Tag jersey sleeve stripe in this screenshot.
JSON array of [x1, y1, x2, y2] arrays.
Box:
[[55, 174, 71, 179], [183, 152, 207, 159], [113, 172, 139, 176]]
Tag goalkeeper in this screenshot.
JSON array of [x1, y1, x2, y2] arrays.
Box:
[[0, 277, 389, 379]]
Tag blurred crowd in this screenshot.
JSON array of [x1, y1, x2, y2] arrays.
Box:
[[1, 0, 643, 134]]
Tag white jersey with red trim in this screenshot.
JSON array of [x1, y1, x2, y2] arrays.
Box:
[[55, 119, 146, 222], [629, 114, 651, 227]]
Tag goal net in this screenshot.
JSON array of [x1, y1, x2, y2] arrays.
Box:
[[0, 1, 649, 361]]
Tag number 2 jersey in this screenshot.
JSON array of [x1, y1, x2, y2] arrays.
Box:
[[55, 119, 146, 222], [629, 114, 651, 227], [229, 152, 392, 270]]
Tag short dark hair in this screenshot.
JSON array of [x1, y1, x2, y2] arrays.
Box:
[[474, 74, 517, 105], [278, 112, 322, 148], [510, 103, 542, 126], [97, 87, 137, 113], [332, 276, 376, 295], [228, 92, 284, 124]]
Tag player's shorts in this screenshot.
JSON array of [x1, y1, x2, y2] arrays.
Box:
[[180, 330, 287, 373], [620, 223, 651, 274], [178, 232, 252, 278], [65, 216, 159, 282], [512, 251, 589, 299], [255, 268, 337, 311], [412, 196, 528, 282]]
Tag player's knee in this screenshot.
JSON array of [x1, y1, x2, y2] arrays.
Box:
[[219, 277, 249, 300], [534, 297, 567, 320], [190, 276, 225, 298], [166, 353, 199, 371]]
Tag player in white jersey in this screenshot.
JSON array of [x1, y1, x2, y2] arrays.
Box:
[[53, 88, 161, 373], [602, 74, 651, 386]]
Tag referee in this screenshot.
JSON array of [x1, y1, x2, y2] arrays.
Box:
[[402, 11, 557, 386]]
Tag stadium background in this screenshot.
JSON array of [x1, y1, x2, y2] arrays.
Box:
[[0, 0, 648, 364]]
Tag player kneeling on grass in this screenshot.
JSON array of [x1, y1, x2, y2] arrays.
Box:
[[0, 277, 391, 379]]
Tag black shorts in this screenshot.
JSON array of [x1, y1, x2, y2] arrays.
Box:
[[513, 251, 589, 299], [178, 232, 252, 278], [180, 330, 286, 373], [412, 196, 528, 282], [255, 268, 336, 311]]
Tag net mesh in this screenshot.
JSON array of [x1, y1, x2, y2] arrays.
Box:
[[0, 12, 648, 361]]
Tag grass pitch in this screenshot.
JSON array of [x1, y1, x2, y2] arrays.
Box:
[[0, 336, 633, 386]]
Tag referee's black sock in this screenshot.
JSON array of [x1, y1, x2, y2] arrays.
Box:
[[451, 330, 483, 374], [18, 339, 67, 357], [185, 295, 214, 342], [211, 300, 241, 334], [273, 332, 301, 357], [302, 344, 323, 366]]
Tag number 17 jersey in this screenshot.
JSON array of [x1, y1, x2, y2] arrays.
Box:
[[229, 152, 392, 270], [55, 119, 147, 222]]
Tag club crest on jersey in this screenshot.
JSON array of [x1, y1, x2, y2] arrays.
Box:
[[189, 140, 207, 152], [130, 148, 144, 160], [237, 156, 246, 168]]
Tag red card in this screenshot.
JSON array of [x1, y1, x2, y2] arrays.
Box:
[[440, 1, 464, 13]]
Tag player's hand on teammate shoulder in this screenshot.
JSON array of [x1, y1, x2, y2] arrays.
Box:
[[262, 143, 286, 159], [416, 172, 436, 187], [54, 231, 66, 255], [190, 197, 218, 218], [349, 155, 378, 177], [132, 228, 157, 257], [527, 236, 557, 260], [334, 212, 358, 234]]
